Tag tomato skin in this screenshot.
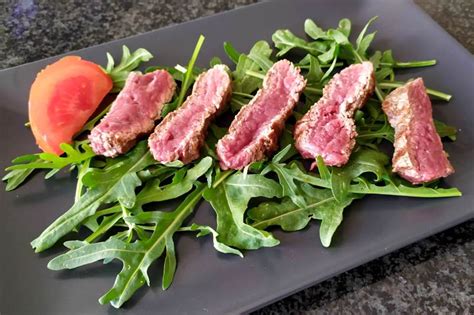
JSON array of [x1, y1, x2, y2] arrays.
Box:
[[29, 56, 112, 154]]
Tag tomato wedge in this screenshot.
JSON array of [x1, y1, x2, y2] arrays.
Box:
[[29, 56, 112, 154]]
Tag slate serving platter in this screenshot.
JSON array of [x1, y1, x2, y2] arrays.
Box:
[[1, 0, 473, 314]]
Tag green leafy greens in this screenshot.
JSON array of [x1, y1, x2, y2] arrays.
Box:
[[105, 45, 154, 92], [203, 172, 282, 250], [225, 40, 274, 111], [49, 184, 205, 308]]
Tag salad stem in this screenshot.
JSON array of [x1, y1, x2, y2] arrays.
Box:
[[176, 35, 205, 108], [74, 158, 91, 202], [305, 86, 323, 95], [84, 212, 122, 243], [298, 62, 344, 69], [379, 81, 452, 101], [294, 172, 461, 198], [212, 170, 235, 189], [232, 91, 254, 98], [380, 60, 436, 68], [121, 204, 135, 240], [91, 205, 122, 218], [245, 70, 266, 80]]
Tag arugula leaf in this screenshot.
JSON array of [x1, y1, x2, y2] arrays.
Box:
[[5, 143, 95, 172], [248, 183, 356, 247], [162, 234, 177, 290], [180, 223, 243, 257], [288, 152, 461, 198], [337, 18, 352, 37], [133, 157, 212, 208], [209, 56, 222, 67], [357, 121, 395, 143], [304, 19, 328, 40], [321, 44, 340, 81], [434, 119, 457, 141], [233, 41, 273, 93], [358, 116, 455, 143], [203, 124, 228, 160], [248, 44, 274, 72], [356, 16, 378, 57], [268, 162, 306, 208], [231, 41, 273, 111], [203, 173, 282, 250], [279, 128, 299, 161], [370, 50, 382, 68], [48, 184, 205, 308], [330, 149, 388, 202], [377, 49, 436, 69], [84, 212, 122, 243], [272, 29, 327, 57], [381, 49, 395, 65], [375, 67, 394, 82], [306, 55, 324, 84], [104, 46, 153, 92], [163, 160, 185, 168], [3, 143, 95, 191], [264, 145, 306, 209], [83, 157, 212, 239], [85, 156, 212, 237], [327, 29, 350, 46], [2, 167, 35, 191], [357, 31, 376, 57], [223, 41, 241, 64], [137, 165, 174, 182], [31, 142, 155, 252], [315, 156, 331, 181]]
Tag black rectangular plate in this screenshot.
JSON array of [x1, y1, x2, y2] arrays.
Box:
[[0, 0, 473, 314]]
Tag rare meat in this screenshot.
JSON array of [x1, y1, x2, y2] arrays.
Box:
[[216, 60, 306, 170], [148, 65, 232, 164], [89, 70, 176, 157], [382, 78, 454, 184], [294, 62, 375, 167]]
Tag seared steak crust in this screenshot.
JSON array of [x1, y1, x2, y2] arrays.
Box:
[[89, 70, 176, 157], [382, 78, 454, 184], [148, 65, 232, 164], [294, 62, 375, 167], [216, 60, 306, 170]]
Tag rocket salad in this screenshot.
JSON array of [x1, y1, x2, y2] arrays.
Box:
[[3, 17, 461, 308]]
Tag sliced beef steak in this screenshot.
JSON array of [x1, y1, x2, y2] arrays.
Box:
[[217, 60, 306, 170], [382, 78, 454, 184], [294, 61, 375, 166], [89, 70, 176, 157], [148, 65, 232, 164]]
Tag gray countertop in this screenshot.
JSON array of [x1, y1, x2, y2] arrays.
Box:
[[1, 0, 472, 313]]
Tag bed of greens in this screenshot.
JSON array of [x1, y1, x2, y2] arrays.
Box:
[[3, 17, 461, 308]]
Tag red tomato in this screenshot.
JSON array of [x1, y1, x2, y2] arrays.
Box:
[[29, 56, 112, 154]]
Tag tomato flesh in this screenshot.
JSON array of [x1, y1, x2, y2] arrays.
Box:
[[29, 56, 112, 154]]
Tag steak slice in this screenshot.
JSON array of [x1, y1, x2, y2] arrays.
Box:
[[89, 70, 176, 157], [148, 65, 232, 164], [294, 62, 375, 167], [382, 78, 454, 184], [217, 60, 306, 170]]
